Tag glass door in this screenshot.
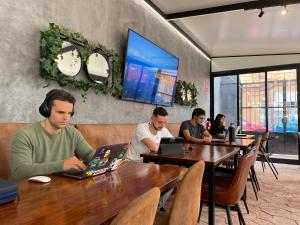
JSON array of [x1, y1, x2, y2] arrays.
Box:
[[213, 76, 238, 125], [239, 73, 266, 133], [267, 69, 298, 160]]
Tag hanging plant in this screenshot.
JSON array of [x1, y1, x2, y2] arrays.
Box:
[[175, 80, 198, 108], [40, 23, 123, 101]]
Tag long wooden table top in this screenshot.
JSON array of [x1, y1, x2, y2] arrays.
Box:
[[235, 134, 255, 139], [0, 161, 186, 225], [203, 138, 255, 149], [141, 144, 240, 167]]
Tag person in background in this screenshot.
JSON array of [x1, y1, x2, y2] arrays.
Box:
[[126, 106, 173, 162], [206, 118, 211, 131], [178, 108, 211, 143], [210, 113, 226, 136], [10, 89, 95, 180]]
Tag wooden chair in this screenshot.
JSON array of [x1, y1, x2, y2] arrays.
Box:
[[201, 151, 255, 225], [258, 132, 279, 179], [110, 187, 160, 225], [249, 135, 262, 201], [154, 160, 205, 225]]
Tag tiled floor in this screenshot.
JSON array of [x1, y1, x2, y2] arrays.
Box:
[[198, 163, 300, 225]]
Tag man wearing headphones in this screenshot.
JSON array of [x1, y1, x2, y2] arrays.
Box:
[[10, 89, 95, 180]]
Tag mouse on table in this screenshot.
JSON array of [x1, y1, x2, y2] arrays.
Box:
[[28, 176, 51, 183]]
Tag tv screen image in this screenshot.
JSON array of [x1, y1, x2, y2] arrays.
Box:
[[122, 30, 179, 106]]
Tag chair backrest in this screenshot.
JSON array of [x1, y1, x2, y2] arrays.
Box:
[[222, 151, 255, 205], [251, 135, 262, 166], [261, 131, 270, 150], [110, 187, 160, 225], [167, 160, 205, 225]]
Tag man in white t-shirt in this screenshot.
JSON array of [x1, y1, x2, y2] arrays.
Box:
[[127, 107, 173, 161], [127, 107, 174, 211]]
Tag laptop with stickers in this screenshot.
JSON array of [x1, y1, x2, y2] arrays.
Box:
[[56, 143, 128, 180]]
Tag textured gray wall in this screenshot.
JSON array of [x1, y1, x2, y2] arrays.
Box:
[[0, 0, 210, 124]]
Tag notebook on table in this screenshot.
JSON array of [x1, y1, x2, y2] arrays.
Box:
[[55, 143, 128, 180], [158, 137, 184, 156], [0, 179, 18, 205]]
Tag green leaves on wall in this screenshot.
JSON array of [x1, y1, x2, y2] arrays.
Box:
[[40, 23, 122, 101], [40, 23, 198, 107], [175, 80, 198, 108]]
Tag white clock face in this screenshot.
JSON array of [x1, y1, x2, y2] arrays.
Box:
[[55, 41, 82, 77]]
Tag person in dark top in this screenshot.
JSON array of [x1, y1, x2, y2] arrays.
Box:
[[178, 108, 212, 143], [210, 114, 226, 136]]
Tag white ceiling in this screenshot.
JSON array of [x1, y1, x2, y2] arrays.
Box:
[[150, 0, 300, 57]]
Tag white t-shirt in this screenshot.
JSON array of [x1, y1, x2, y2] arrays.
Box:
[[126, 123, 173, 162]]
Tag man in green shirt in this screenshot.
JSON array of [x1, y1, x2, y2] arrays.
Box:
[[10, 89, 95, 180]]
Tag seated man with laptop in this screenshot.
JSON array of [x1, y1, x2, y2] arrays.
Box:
[[178, 108, 212, 143], [126, 107, 174, 211], [10, 89, 96, 180], [126, 107, 173, 162]]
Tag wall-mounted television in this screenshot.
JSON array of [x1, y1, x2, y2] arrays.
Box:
[[122, 29, 179, 106]]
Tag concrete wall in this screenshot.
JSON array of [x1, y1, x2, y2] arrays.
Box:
[[0, 0, 210, 124]]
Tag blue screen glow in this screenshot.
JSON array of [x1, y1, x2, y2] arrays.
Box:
[[122, 30, 179, 106]]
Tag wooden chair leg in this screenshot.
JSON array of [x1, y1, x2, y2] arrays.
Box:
[[242, 195, 249, 214], [226, 205, 233, 225], [267, 156, 279, 175], [249, 171, 258, 200], [264, 155, 278, 179], [260, 160, 265, 172], [236, 204, 246, 225], [251, 166, 260, 191]]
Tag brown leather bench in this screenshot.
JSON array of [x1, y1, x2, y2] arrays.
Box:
[[75, 124, 138, 149], [0, 123, 180, 179], [75, 123, 180, 149], [0, 123, 29, 179]]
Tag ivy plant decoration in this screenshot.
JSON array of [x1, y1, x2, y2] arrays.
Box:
[[40, 23, 122, 101], [175, 80, 198, 108]]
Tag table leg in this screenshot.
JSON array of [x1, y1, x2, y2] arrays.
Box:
[[207, 165, 215, 225]]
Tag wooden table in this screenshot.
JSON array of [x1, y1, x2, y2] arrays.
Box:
[[235, 134, 255, 139], [0, 161, 186, 225], [203, 138, 255, 152], [141, 144, 240, 225]]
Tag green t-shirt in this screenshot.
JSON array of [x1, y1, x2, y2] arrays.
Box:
[[10, 122, 95, 180]]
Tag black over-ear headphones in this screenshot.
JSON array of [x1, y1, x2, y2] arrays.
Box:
[[39, 89, 75, 118]]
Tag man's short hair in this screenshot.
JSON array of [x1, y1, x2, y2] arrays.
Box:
[[46, 89, 76, 106], [153, 107, 168, 117], [192, 108, 206, 118]]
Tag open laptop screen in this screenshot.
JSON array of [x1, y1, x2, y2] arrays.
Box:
[[158, 137, 184, 155]]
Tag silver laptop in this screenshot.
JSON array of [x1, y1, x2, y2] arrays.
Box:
[[235, 126, 241, 135], [211, 130, 229, 143]]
